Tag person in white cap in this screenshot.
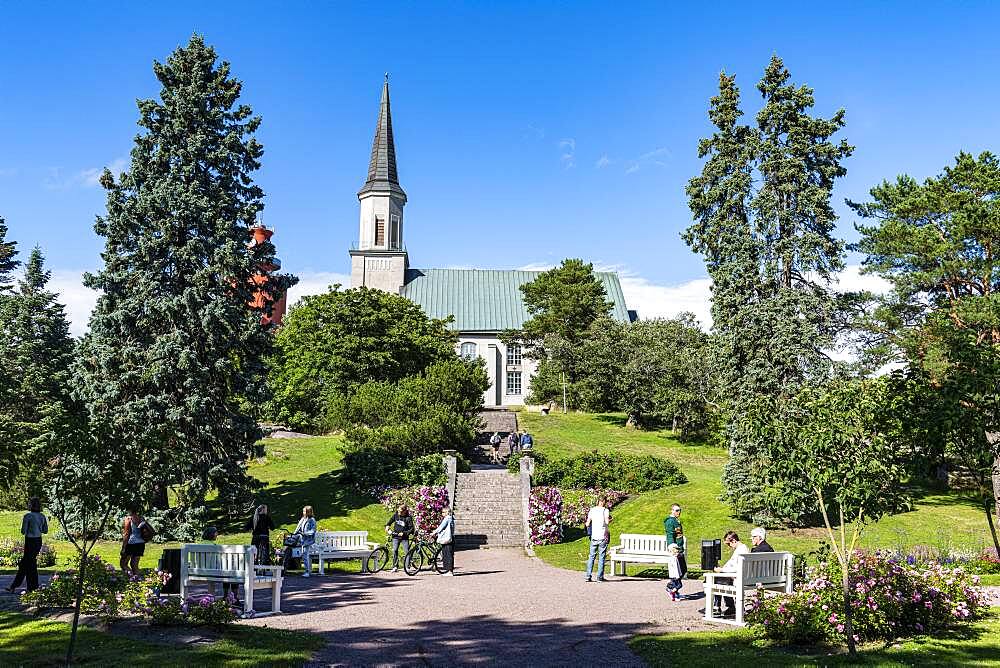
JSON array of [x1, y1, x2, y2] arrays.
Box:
[[750, 527, 773, 553]]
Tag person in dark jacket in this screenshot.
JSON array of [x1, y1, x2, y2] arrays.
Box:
[[750, 527, 774, 553], [6, 497, 48, 593], [249, 504, 275, 565], [385, 505, 415, 572]]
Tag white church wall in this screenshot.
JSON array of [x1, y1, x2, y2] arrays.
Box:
[[457, 333, 538, 408]]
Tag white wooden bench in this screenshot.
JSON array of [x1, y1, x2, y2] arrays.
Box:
[[310, 530, 379, 575], [703, 551, 794, 626], [180, 544, 283, 617], [608, 533, 684, 577]]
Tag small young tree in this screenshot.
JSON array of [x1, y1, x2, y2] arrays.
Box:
[[745, 378, 911, 655]]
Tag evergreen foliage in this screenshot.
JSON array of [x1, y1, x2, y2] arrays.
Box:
[[267, 286, 458, 432], [0, 217, 18, 287], [685, 58, 854, 523], [0, 248, 78, 507], [73, 35, 293, 538]]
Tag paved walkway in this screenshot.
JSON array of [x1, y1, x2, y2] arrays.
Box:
[[243, 548, 714, 667]]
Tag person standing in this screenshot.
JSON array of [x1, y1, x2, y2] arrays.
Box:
[[120, 506, 152, 577], [663, 504, 687, 601], [508, 431, 520, 455], [249, 504, 275, 565], [711, 530, 750, 618], [489, 432, 502, 464], [431, 507, 455, 576], [750, 527, 773, 553], [583, 497, 611, 582], [385, 505, 414, 573], [293, 506, 317, 577], [520, 431, 534, 451], [6, 497, 48, 594]]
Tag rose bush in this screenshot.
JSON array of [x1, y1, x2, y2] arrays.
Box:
[[560, 489, 628, 526], [0, 538, 57, 568], [529, 486, 563, 545], [380, 485, 450, 536], [747, 550, 988, 645]]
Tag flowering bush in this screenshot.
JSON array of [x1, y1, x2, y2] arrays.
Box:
[[0, 538, 57, 568], [560, 489, 628, 526], [890, 546, 1000, 575], [21, 554, 128, 623], [529, 486, 563, 545], [380, 485, 450, 536], [747, 550, 988, 645]]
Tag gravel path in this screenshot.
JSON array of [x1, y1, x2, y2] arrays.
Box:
[[243, 548, 714, 667]]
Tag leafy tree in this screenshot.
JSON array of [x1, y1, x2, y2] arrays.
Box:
[[745, 378, 912, 656], [504, 259, 613, 410], [74, 35, 292, 537], [267, 286, 458, 431], [851, 151, 1000, 550], [332, 359, 489, 489], [0, 248, 77, 506], [685, 58, 854, 523]]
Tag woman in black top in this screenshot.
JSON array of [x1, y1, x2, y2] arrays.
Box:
[[385, 505, 415, 572], [249, 504, 275, 565]]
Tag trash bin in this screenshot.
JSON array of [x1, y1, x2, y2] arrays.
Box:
[[158, 548, 181, 594], [701, 539, 722, 571]]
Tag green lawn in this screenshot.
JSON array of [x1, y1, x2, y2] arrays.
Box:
[[521, 412, 992, 573], [1, 436, 389, 573], [0, 610, 325, 667], [629, 611, 1000, 667]]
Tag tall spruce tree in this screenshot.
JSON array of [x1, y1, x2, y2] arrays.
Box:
[[0, 248, 77, 504], [0, 219, 22, 489], [0, 217, 18, 286], [74, 35, 293, 537], [685, 58, 853, 523]]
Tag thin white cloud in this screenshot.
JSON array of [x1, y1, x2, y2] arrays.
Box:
[[523, 124, 546, 141], [0, 167, 17, 178], [285, 271, 352, 308], [624, 163, 640, 174], [45, 158, 127, 190], [624, 146, 670, 175], [595, 155, 611, 169], [47, 270, 98, 337], [559, 138, 576, 169]]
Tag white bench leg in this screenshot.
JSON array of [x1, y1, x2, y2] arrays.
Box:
[[735, 591, 744, 625], [318, 555, 324, 576], [245, 581, 254, 617], [704, 581, 714, 621], [273, 579, 282, 614]]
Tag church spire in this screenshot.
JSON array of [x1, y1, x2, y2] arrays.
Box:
[[359, 75, 405, 197]]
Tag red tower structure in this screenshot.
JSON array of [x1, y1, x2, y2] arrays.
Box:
[[249, 223, 288, 326]]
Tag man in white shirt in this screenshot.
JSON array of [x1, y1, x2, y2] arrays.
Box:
[[584, 497, 611, 582], [711, 530, 749, 617]]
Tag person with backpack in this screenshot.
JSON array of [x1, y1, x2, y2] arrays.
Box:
[[120, 505, 154, 577], [508, 431, 520, 455], [6, 497, 48, 594], [489, 432, 502, 464], [249, 504, 275, 565], [430, 507, 455, 576], [385, 505, 415, 573]]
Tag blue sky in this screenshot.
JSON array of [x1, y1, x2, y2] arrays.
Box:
[[2, 2, 999, 332]]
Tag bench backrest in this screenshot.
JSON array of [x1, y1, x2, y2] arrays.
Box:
[[618, 533, 672, 555], [181, 544, 254, 579], [314, 530, 370, 550], [737, 551, 794, 587]]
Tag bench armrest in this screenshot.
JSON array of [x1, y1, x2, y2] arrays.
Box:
[[703, 571, 731, 583], [365, 542, 380, 550], [256, 565, 283, 577]]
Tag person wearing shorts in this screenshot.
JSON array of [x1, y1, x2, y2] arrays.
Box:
[[120, 506, 149, 576]]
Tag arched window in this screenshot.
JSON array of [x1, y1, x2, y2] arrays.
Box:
[[460, 342, 477, 359]]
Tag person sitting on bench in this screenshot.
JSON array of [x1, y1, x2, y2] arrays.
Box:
[[712, 530, 749, 618]]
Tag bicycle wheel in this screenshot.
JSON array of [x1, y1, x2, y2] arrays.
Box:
[[432, 545, 449, 574], [366, 546, 389, 573], [404, 546, 424, 575]]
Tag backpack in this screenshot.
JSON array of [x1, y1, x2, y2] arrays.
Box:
[[139, 519, 156, 542]]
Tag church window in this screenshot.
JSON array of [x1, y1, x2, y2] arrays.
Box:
[[389, 214, 400, 249], [506, 343, 522, 366], [460, 342, 477, 359], [506, 371, 522, 395], [375, 217, 385, 246]]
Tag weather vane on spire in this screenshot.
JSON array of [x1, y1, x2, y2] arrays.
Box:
[[385, 72, 389, 83]]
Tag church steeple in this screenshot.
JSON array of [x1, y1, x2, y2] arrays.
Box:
[[350, 76, 409, 294], [359, 75, 405, 198]]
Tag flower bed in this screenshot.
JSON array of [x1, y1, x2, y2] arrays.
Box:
[[560, 489, 628, 526], [747, 550, 988, 645], [380, 485, 450, 536], [0, 538, 57, 568], [529, 486, 563, 545]]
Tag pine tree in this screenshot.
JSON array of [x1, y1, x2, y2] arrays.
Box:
[[0, 217, 18, 288], [74, 35, 294, 537], [0, 248, 77, 504], [685, 58, 853, 523]]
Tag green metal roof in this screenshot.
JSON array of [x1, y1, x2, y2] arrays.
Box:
[[400, 268, 631, 332]]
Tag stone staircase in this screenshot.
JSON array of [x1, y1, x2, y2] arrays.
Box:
[[453, 469, 524, 549]]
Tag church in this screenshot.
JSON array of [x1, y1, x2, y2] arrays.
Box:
[[348, 79, 633, 407]]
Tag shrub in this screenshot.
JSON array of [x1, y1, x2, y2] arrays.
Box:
[[560, 489, 628, 526], [507, 450, 547, 475], [380, 486, 450, 536], [529, 486, 562, 546], [534, 450, 686, 493], [21, 554, 129, 624], [747, 550, 988, 645], [398, 454, 447, 487], [0, 538, 57, 568]]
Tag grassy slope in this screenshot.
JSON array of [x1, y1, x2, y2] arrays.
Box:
[[1, 436, 389, 572], [0, 610, 324, 667], [629, 611, 1000, 667], [522, 412, 991, 573]]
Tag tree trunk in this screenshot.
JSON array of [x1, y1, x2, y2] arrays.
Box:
[[990, 434, 1000, 553], [152, 482, 168, 510], [842, 563, 856, 656], [984, 496, 1000, 556], [66, 550, 87, 666]]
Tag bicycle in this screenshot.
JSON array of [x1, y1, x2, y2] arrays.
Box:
[[403, 534, 449, 575], [365, 530, 397, 574]]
